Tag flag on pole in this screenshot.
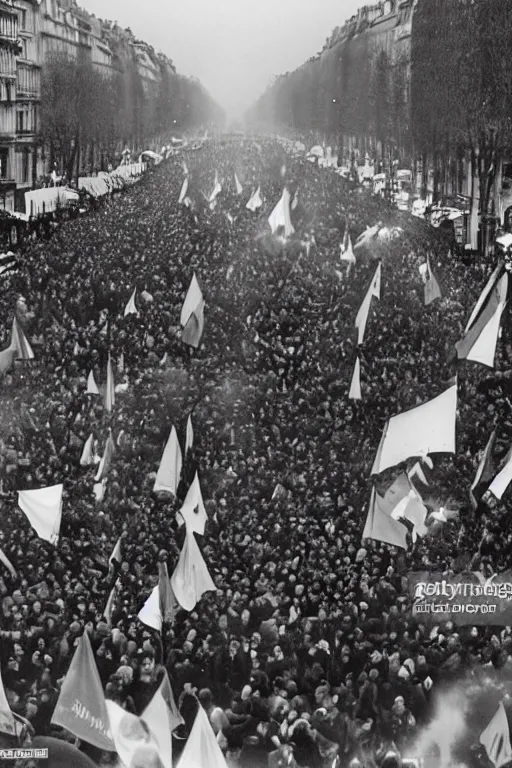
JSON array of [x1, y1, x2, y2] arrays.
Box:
[[124, 288, 138, 317], [87, 371, 99, 395], [489, 445, 512, 501], [181, 274, 203, 328], [424, 255, 442, 306], [355, 263, 381, 345], [103, 581, 118, 627], [51, 632, 114, 750], [104, 353, 115, 413], [371, 385, 457, 475], [470, 430, 497, 509], [185, 414, 194, 455], [144, 670, 183, 734], [177, 472, 207, 535], [154, 426, 182, 496], [182, 299, 205, 348], [268, 188, 295, 237], [11, 316, 34, 360], [0, 664, 15, 736], [362, 487, 408, 549], [0, 548, 16, 580], [141, 682, 174, 768], [106, 700, 164, 768], [209, 172, 222, 203], [246, 186, 263, 211], [138, 586, 163, 632], [0, 346, 15, 377], [94, 430, 115, 483], [178, 177, 188, 204], [456, 268, 508, 368], [234, 173, 243, 195], [479, 701, 512, 768], [171, 529, 216, 612], [18, 484, 63, 544], [176, 704, 228, 768], [349, 357, 362, 400], [109, 536, 122, 567], [80, 434, 96, 466], [158, 561, 177, 626]]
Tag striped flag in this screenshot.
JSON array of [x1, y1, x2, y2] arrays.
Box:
[[425, 255, 442, 306], [0, 252, 17, 277], [480, 701, 512, 768], [456, 266, 508, 368], [470, 430, 497, 509], [11, 317, 34, 360]]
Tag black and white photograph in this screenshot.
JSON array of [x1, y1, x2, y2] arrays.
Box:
[[2, 1, 512, 767]]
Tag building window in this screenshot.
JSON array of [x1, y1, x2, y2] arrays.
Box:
[[20, 10, 26, 30], [16, 110, 24, 133], [22, 148, 29, 183], [0, 149, 9, 179]]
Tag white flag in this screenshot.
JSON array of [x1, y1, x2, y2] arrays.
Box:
[[371, 385, 457, 475], [349, 357, 362, 400], [268, 188, 294, 237], [185, 414, 194, 454], [171, 528, 216, 612], [87, 370, 99, 395], [177, 472, 207, 535], [234, 173, 243, 195], [181, 274, 203, 328], [18, 484, 63, 544], [178, 177, 188, 204], [246, 186, 262, 212], [154, 426, 182, 496], [355, 263, 381, 345], [124, 288, 138, 317], [480, 702, 512, 768]]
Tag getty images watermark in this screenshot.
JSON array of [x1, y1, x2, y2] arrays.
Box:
[[408, 572, 512, 624], [0, 748, 49, 760]]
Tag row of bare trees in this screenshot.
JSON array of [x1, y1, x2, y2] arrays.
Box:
[[40, 50, 222, 180], [248, 32, 410, 167]]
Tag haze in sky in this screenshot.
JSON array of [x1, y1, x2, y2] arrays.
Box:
[[80, 0, 362, 121]]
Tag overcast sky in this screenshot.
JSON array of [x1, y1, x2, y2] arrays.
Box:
[[81, 0, 362, 120]]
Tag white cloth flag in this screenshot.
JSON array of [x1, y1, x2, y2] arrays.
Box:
[[371, 385, 457, 475], [141, 685, 173, 768], [209, 172, 222, 202], [177, 706, 228, 768], [268, 188, 295, 237], [246, 186, 263, 212], [109, 536, 122, 566], [466, 263, 503, 333], [480, 702, 512, 768], [0, 665, 15, 736], [349, 357, 362, 400], [355, 262, 381, 344], [466, 273, 508, 368], [138, 586, 162, 632], [234, 173, 243, 194], [80, 434, 100, 466], [181, 274, 203, 327], [489, 446, 512, 500], [185, 414, 194, 454], [18, 484, 63, 544], [124, 288, 138, 317], [177, 472, 207, 535], [390, 490, 428, 542], [178, 177, 188, 204], [171, 529, 216, 612], [87, 370, 99, 395], [106, 700, 166, 768], [154, 426, 182, 496]]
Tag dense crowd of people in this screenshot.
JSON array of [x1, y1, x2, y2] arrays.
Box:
[[0, 134, 512, 768]]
